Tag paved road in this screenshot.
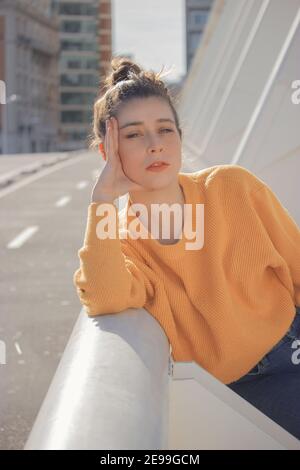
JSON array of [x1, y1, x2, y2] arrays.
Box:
[[0, 150, 104, 449]]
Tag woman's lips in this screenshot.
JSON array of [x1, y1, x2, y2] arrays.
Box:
[[146, 163, 170, 172]]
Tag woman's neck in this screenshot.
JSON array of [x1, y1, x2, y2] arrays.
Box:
[[128, 178, 186, 242], [128, 178, 185, 214]]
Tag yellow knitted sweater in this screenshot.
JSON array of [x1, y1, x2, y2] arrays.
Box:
[[73, 164, 300, 384]]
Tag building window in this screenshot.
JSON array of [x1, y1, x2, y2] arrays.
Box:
[[61, 73, 99, 87], [59, 56, 99, 70], [189, 10, 209, 29], [61, 110, 93, 123], [60, 20, 97, 34], [59, 2, 97, 16], [61, 39, 99, 52], [61, 92, 96, 105]]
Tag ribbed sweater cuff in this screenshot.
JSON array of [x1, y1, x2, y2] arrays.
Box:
[[83, 202, 119, 247]]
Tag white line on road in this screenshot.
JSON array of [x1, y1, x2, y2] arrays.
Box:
[[0, 153, 89, 200], [55, 196, 71, 207], [14, 342, 22, 355], [76, 181, 89, 189], [7, 226, 39, 249]]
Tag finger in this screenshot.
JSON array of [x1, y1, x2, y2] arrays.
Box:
[[108, 118, 114, 158], [109, 118, 119, 166], [105, 119, 111, 163], [108, 118, 116, 164], [109, 117, 116, 161], [111, 117, 119, 155]]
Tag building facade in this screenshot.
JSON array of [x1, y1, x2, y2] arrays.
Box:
[[0, 0, 60, 154], [56, 0, 112, 151], [185, 0, 214, 71]]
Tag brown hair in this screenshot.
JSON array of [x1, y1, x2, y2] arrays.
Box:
[[88, 56, 183, 151]]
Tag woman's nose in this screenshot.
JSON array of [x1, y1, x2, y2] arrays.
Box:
[[147, 138, 163, 151]]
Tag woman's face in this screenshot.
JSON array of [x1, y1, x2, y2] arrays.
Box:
[[116, 96, 182, 190]]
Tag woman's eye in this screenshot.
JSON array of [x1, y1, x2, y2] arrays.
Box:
[[127, 133, 139, 138], [127, 129, 173, 138]]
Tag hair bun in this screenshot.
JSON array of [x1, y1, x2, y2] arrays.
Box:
[[106, 56, 142, 87]]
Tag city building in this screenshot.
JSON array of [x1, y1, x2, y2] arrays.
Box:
[[0, 0, 60, 154], [56, 0, 112, 151], [185, 0, 214, 71]]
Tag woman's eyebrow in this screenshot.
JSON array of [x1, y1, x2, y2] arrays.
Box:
[[120, 118, 175, 130]]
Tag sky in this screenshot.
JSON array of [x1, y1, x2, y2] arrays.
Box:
[[112, 0, 186, 83]]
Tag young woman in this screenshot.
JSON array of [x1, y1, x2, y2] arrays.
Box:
[[73, 57, 300, 440]]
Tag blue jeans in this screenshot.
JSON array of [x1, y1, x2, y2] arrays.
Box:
[[227, 305, 300, 440]]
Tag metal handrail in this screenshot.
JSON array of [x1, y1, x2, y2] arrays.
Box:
[[24, 308, 171, 450]]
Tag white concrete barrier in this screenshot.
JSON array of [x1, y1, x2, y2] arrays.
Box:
[[24, 307, 300, 450], [24, 308, 170, 450], [180, 0, 300, 224]]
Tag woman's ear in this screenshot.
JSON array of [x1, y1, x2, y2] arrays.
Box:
[[99, 142, 106, 161]]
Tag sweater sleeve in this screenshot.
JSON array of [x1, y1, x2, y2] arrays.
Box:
[[251, 183, 300, 306], [73, 202, 155, 316]]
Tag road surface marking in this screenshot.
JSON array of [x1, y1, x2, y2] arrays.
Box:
[[76, 181, 89, 189], [7, 226, 39, 249], [55, 196, 71, 207], [0, 153, 89, 200], [14, 342, 22, 355]]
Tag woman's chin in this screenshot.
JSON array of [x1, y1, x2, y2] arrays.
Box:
[[128, 170, 175, 192]]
